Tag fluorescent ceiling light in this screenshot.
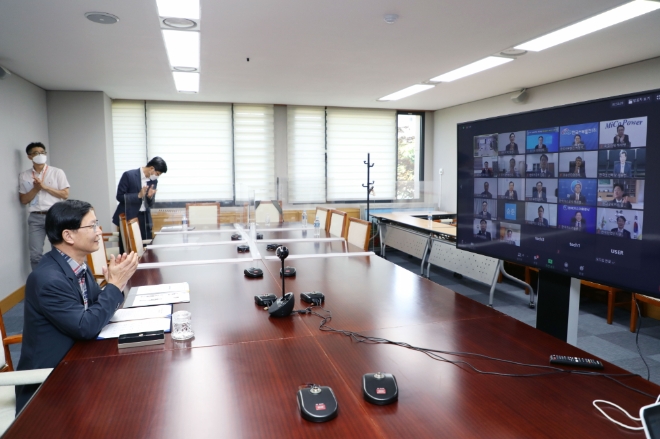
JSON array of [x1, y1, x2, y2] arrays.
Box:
[[156, 0, 200, 19], [378, 84, 435, 101], [162, 30, 200, 70], [173, 72, 199, 93], [515, 0, 660, 52], [430, 57, 513, 83]]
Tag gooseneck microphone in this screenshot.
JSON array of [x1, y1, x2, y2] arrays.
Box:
[[268, 246, 295, 317]]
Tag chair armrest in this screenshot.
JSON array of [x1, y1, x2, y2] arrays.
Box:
[[0, 368, 53, 386], [3, 335, 22, 345]]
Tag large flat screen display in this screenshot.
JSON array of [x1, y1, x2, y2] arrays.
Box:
[[457, 90, 660, 297]]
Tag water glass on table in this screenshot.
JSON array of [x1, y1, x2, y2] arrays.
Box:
[[171, 310, 194, 340]]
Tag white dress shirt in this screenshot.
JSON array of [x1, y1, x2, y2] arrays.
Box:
[[18, 165, 70, 212]]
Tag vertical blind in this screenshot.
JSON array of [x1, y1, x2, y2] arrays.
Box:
[[146, 102, 233, 201], [326, 108, 397, 201], [111, 100, 147, 188], [233, 104, 275, 201], [287, 106, 326, 203]]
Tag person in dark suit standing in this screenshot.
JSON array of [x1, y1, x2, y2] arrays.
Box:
[[477, 201, 491, 219], [569, 156, 586, 177], [571, 211, 585, 231], [532, 181, 547, 201], [534, 205, 549, 226], [567, 182, 587, 204], [112, 157, 168, 252], [613, 150, 632, 177], [505, 133, 519, 154], [504, 181, 518, 200], [613, 125, 631, 147], [16, 200, 138, 414], [475, 219, 491, 241], [611, 216, 631, 238]]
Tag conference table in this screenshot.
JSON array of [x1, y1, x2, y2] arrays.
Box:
[[5, 222, 660, 438]]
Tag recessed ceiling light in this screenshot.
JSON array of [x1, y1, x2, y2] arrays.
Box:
[[162, 30, 200, 70], [515, 0, 660, 52], [430, 56, 513, 82], [384, 14, 399, 24], [173, 66, 198, 72], [378, 84, 434, 101], [500, 48, 527, 57], [173, 72, 199, 93], [85, 12, 119, 24], [163, 17, 197, 29], [156, 0, 200, 20]]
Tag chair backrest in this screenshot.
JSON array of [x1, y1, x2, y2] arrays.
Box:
[[328, 210, 348, 238], [315, 207, 331, 233], [87, 226, 108, 277], [345, 217, 372, 251], [127, 218, 145, 257], [186, 203, 220, 226], [119, 213, 130, 253], [255, 201, 283, 223]]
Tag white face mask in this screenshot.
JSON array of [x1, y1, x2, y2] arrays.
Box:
[[149, 174, 158, 181], [32, 154, 47, 165]]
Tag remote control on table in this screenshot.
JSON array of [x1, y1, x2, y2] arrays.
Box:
[[550, 355, 603, 369]]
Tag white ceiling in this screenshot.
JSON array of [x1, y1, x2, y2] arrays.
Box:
[[1, 0, 659, 111]]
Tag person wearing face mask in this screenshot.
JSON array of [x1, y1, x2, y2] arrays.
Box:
[[112, 157, 167, 252], [18, 142, 70, 271]]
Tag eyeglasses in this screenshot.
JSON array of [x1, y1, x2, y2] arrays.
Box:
[[28, 151, 47, 157], [78, 220, 100, 232]]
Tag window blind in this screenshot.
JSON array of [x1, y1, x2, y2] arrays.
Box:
[[233, 104, 275, 201], [111, 100, 147, 189], [287, 106, 326, 203], [326, 108, 397, 201], [146, 101, 233, 201]]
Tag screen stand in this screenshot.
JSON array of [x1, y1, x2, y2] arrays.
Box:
[[536, 271, 580, 345]]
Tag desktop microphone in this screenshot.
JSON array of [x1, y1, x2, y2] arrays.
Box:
[[268, 246, 295, 317]]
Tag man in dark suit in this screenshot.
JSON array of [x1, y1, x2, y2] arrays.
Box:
[[112, 157, 168, 252], [613, 150, 632, 177], [504, 158, 521, 177], [571, 211, 585, 231], [613, 125, 631, 147], [477, 201, 491, 219], [609, 183, 632, 208], [567, 182, 587, 204], [475, 219, 491, 241], [534, 205, 549, 226], [480, 182, 492, 198], [569, 156, 586, 177], [480, 161, 493, 177], [532, 181, 547, 201], [572, 134, 585, 148], [16, 200, 138, 413], [503, 181, 518, 200], [538, 154, 551, 177], [505, 133, 519, 154], [534, 136, 547, 152], [611, 216, 631, 238]]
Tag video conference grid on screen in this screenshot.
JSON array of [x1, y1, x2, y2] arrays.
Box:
[[460, 92, 660, 296]]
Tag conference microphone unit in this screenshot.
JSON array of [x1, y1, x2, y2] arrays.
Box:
[[268, 246, 295, 317]]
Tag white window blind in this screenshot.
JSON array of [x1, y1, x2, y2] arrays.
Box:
[[146, 102, 233, 201], [287, 106, 326, 203], [112, 100, 147, 189], [326, 108, 396, 201], [233, 104, 275, 201]]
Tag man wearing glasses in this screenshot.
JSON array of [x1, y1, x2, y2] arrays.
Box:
[[16, 200, 139, 413], [18, 142, 70, 271]]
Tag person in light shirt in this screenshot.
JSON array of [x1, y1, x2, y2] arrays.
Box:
[[18, 142, 70, 271]]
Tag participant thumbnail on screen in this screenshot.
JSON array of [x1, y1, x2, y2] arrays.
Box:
[[498, 178, 525, 201], [525, 203, 557, 227], [498, 131, 525, 155], [599, 116, 647, 149], [474, 178, 498, 198], [558, 179, 598, 206], [474, 199, 497, 220], [596, 208, 643, 240], [559, 122, 599, 152], [597, 179, 644, 209], [473, 157, 498, 177], [498, 201, 525, 222], [526, 153, 558, 178], [473, 218, 497, 242], [526, 127, 559, 153], [497, 155, 526, 177], [558, 151, 597, 178], [474, 134, 498, 157], [597, 148, 645, 178], [498, 222, 521, 246], [525, 179, 558, 203], [557, 205, 597, 234]]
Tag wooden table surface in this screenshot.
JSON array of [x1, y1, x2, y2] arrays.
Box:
[[6, 222, 659, 438]]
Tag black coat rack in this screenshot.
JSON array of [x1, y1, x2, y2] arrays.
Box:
[[362, 153, 375, 222]]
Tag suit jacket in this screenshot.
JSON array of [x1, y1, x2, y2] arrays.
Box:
[[568, 165, 586, 177], [480, 191, 492, 199], [477, 211, 491, 220], [532, 189, 547, 201], [16, 249, 124, 413], [112, 168, 157, 227], [571, 219, 585, 231], [504, 190, 518, 200], [568, 193, 587, 204], [613, 135, 630, 147], [505, 143, 519, 154], [534, 217, 549, 226], [476, 231, 491, 241], [611, 228, 631, 238], [537, 169, 552, 177], [613, 162, 631, 177], [480, 169, 493, 177], [610, 199, 632, 209], [534, 144, 547, 151]]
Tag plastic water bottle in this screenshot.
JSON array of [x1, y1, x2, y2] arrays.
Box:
[[182, 213, 188, 231], [302, 210, 308, 228], [314, 216, 321, 238], [427, 211, 433, 223]]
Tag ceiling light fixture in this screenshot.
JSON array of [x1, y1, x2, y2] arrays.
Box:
[[384, 14, 399, 24], [515, 0, 660, 52], [378, 84, 434, 101], [85, 12, 119, 24], [430, 56, 513, 83], [162, 30, 200, 70], [173, 72, 199, 93], [163, 17, 197, 29], [156, 0, 200, 19]]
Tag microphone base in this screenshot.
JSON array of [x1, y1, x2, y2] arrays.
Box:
[[268, 293, 295, 317]]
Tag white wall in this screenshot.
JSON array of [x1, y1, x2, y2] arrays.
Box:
[[0, 73, 49, 297], [434, 57, 660, 212], [47, 91, 116, 231]]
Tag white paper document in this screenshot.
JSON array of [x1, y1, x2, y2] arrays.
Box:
[[110, 304, 172, 322], [129, 291, 190, 307], [134, 283, 190, 295], [97, 317, 171, 339]]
